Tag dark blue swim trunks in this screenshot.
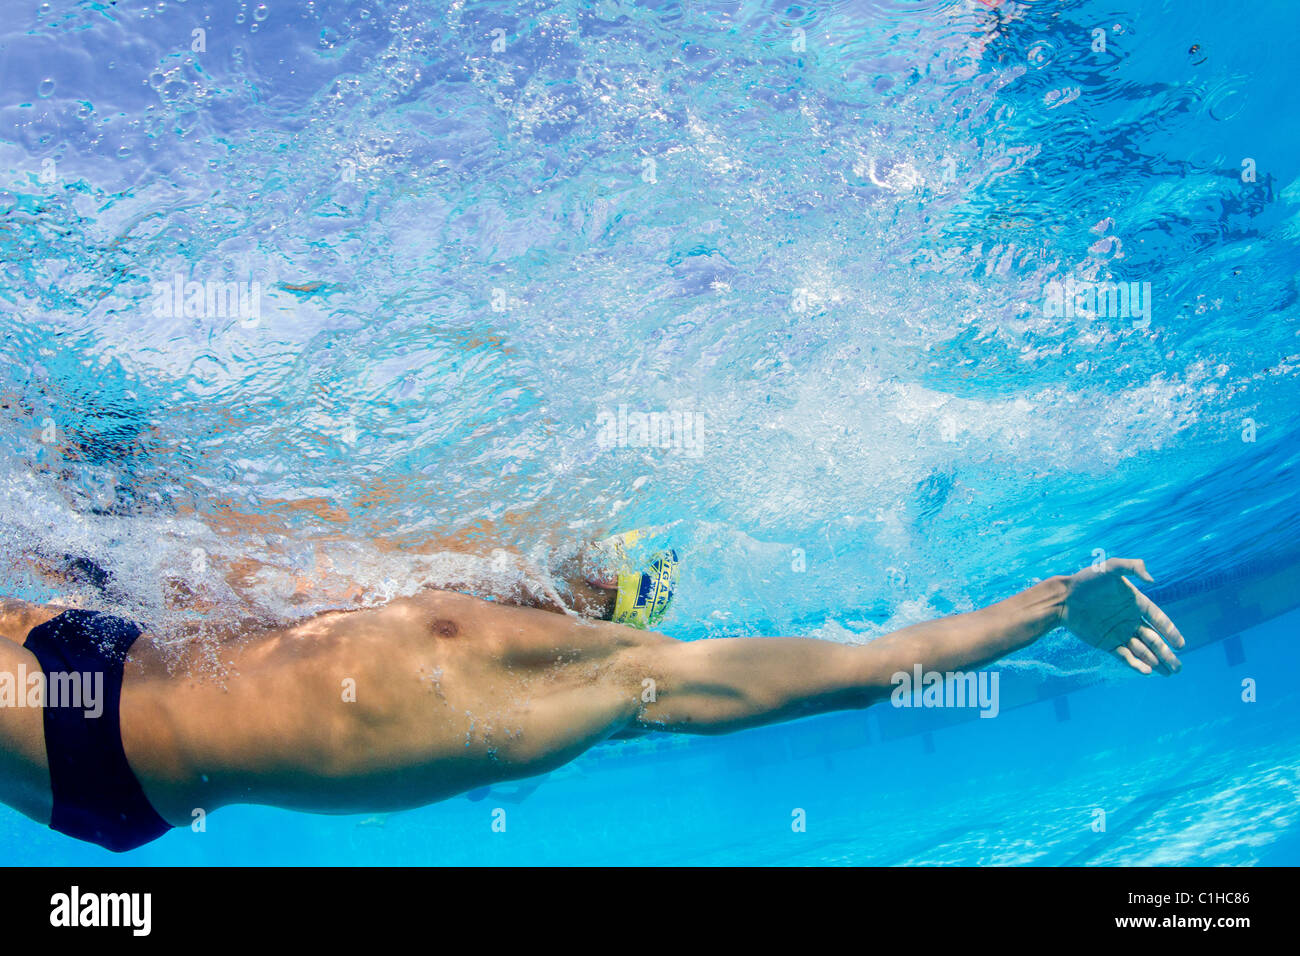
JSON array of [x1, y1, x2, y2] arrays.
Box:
[[23, 610, 172, 852]]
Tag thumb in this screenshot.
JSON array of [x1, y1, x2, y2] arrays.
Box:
[[1109, 557, 1155, 583]]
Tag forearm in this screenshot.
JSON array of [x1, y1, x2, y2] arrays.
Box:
[[639, 575, 1071, 734], [857, 574, 1070, 690]]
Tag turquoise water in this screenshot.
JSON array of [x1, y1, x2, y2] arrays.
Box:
[[2, 0, 1299, 864]]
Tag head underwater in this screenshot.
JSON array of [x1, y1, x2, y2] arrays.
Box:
[[586, 527, 680, 629], [612, 548, 679, 628]]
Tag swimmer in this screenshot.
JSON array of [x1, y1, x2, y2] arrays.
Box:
[[0, 545, 1183, 852]]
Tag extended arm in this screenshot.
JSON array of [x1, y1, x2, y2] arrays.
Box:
[[635, 558, 1185, 735]]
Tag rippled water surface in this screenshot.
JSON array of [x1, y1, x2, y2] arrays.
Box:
[[1, 0, 1299, 862]]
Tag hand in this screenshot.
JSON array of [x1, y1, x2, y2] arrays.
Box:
[[1060, 558, 1186, 675]]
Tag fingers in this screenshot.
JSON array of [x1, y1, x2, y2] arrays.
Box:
[[1115, 644, 1153, 675], [1118, 573, 1187, 655], [1132, 589, 1186, 650], [1107, 557, 1155, 583], [1136, 623, 1182, 674], [1114, 626, 1183, 676], [1125, 635, 1159, 671]]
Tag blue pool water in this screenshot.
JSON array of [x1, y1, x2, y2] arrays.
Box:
[[2, 0, 1299, 864]]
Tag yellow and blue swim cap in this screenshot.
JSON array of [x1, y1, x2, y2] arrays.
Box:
[[585, 527, 680, 629], [611, 548, 679, 629]]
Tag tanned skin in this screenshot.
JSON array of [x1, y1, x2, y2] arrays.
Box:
[[0, 557, 1182, 835]]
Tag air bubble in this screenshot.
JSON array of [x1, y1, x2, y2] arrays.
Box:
[[1207, 87, 1246, 122], [253, 3, 268, 21], [37, 77, 55, 97], [1026, 42, 1054, 69]]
